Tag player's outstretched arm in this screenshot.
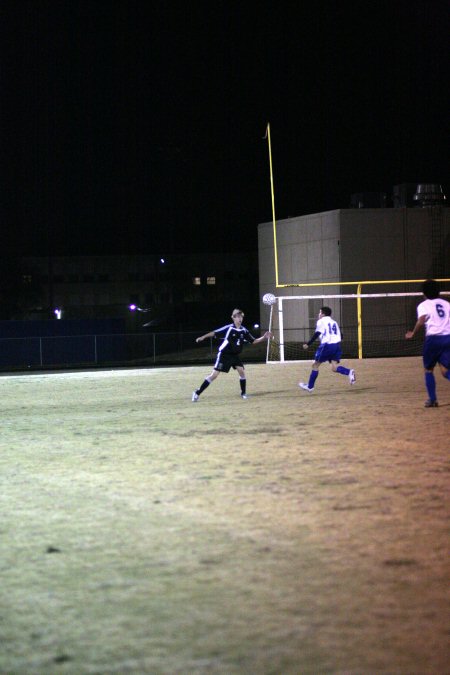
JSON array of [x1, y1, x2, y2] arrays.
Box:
[[252, 331, 273, 345], [196, 331, 215, 343]]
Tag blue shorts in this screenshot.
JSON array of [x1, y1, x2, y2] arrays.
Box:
[[314, 342, 342, 364], [422, 335, 450, 370]]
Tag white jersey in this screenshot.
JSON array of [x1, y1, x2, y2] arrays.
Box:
[[316, 316, 342, 344], [417, 297, 450, 336]]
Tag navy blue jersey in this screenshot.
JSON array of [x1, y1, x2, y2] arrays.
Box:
[[214, 323, 256, 355]]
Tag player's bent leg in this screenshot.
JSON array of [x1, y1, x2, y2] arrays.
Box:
[[331, 361, 355, 384], [437, 363, 450, 381]]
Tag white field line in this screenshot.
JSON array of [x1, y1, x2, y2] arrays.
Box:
[[0, 367, 196, 381]]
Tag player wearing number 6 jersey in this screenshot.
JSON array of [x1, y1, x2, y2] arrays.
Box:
[[405, 279, 450, 408], [299, 306, 355, 392]]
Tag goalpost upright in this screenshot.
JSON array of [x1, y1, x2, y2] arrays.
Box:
[[265, 122, 280, 288], [263, 124, 449, 361]]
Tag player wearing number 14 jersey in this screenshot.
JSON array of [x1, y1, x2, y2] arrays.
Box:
[[299, 306, 355, 392], [405, 279, 450, 407]]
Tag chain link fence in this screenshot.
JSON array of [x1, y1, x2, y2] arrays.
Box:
[[0, 332, 268, 371]]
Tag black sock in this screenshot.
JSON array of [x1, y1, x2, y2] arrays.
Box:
[[197, 379, 211, 395], [240, 378, 246, 395]]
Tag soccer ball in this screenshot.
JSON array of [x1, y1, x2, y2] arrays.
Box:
[[262, 293, 276, 306]]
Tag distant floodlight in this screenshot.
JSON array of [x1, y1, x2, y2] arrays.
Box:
[[254, 323, 260, 329], [54, 308, 62, 320], [160, 258, 165, 264], [129, 305, 151, 313]]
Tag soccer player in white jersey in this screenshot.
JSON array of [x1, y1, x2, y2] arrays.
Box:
[[405, 279, 450, 407], [299, 306, 355, 392], [192, 309, 272, 401]]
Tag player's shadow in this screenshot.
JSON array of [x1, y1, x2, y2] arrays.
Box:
[[247, 390, 293, 398], [296, 387, 376, 396]]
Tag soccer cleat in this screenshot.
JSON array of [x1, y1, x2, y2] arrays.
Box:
[[424, 399, 438, 408], [241, 394, 248, 399], [349, 369, 356, 385], [192, 391, 199, 402], [299, 383, 313, 392]]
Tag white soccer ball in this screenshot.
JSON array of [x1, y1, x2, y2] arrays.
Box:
[[262, 293, 276, 306]]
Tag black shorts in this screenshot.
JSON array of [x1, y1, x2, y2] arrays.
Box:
[[213, 351, 244, 373]]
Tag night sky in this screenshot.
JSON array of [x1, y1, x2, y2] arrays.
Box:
[[1, 1, 448, 257]]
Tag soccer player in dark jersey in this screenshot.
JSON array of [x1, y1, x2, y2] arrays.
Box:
[[192, 308, 272, 401]]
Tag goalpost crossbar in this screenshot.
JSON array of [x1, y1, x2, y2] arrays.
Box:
[[266, 290, 450, 362], [271, 292, 448, 300]]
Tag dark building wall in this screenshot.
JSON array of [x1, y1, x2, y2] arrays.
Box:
[[16, 252, 260, 330], [340, 207, 449, 281], [0, 318, 125, 338], [339, 209, 407, 281]]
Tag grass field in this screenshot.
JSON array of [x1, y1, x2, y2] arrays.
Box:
[[1, 357, 449, 674]]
